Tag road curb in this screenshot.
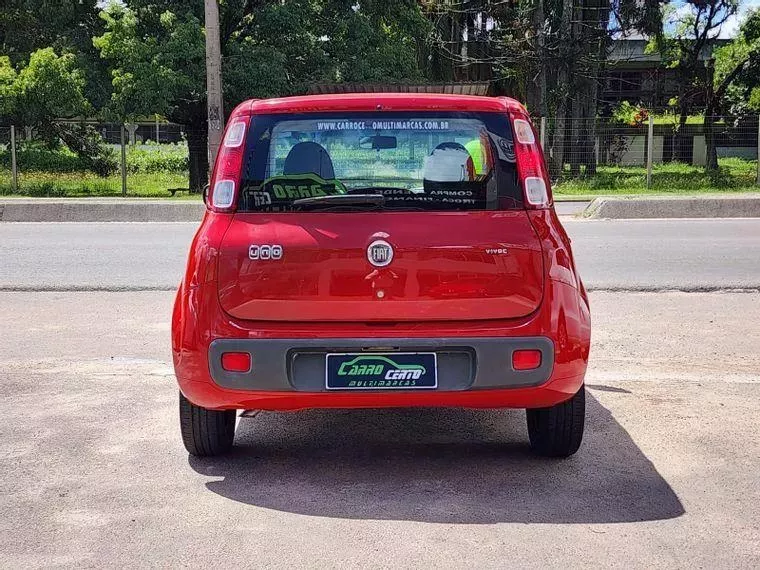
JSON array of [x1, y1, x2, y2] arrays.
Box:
[[3, 196, 760, 222], [584, 196, 760, 219], [0, 199, 205, 222]]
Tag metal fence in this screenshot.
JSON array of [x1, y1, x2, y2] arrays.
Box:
[[0, 122, 195, 197], [538, 116, 760, 187], [2, 117, 760, 197]]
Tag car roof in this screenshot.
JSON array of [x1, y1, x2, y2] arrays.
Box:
[[231, 93, 526, 116]]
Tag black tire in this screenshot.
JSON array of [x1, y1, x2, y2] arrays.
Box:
[[526, 385, 585, 458], [179, 392, 236, 457]]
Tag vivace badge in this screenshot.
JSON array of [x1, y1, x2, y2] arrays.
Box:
[[326, 353, 438, 390]]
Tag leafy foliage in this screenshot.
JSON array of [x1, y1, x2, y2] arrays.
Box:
[[714, 9, 760, 115], [93, 0, 430, 190], [125, 144, 188, 173], [646, 0, 738, 113], [12, 48, 91, 124], [0, 0, 111, 109], [0, 56, 17, 119], [611, 101, 650, 126], [0, 141, 186, 174]]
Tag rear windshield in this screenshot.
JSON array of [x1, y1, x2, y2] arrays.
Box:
[[238, 111, 521, 212]]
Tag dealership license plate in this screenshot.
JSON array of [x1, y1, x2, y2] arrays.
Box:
[[325, 352, 438, 390]]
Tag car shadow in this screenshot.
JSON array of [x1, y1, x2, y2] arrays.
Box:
[[188, 393, 684, 524]]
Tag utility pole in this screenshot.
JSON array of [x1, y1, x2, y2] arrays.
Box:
[[204, 0, 224, 169]]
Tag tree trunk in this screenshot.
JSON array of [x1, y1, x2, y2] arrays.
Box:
[[186, 124, 209, 193], [549, 0, 574, 178], [568, 0, 585, 178], [526, 0, 547, 116], [583, 0, 610, 176], [704, 57, 718, 172]]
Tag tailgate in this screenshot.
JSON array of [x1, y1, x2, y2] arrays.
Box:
[[217, 210, 543, 322]]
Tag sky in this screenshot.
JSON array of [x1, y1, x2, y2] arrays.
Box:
[[665, 0, 760, 38], [720, 0, 760, 37]]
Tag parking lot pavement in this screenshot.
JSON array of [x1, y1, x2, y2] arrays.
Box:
[[1, 291, 759, 568]]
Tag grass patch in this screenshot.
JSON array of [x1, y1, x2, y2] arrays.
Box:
[[2, 156, 759, 199], [0, 143, 188, 174], [554, 158, 759, 196], [650, 115, 705, 126], [0, 170, 195, 198], [0, 142, 194, 198]]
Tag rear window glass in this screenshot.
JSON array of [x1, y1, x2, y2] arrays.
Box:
[[238, 111, 521, 212]]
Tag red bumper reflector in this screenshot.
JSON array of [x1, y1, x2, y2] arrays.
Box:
[[512, 349, 542, 370], [221, 352, 251, 372]]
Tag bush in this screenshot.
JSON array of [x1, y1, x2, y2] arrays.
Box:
[[0, 141, 189, 175], [126, 144, 188, 173], [0, 143, 88, 171], [53, 123, 118, 176]]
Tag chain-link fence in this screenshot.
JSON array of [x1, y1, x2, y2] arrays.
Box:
[[2, 117, 760, 197]]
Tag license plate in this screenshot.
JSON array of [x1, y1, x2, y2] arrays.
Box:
[[325, 352, 438, 390]]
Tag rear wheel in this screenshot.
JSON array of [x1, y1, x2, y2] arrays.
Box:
[[526, 385, 585, 457], [179, 392, 236, 456]]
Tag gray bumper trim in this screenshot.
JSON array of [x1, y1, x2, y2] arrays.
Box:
[[208, 337, 554, 392]]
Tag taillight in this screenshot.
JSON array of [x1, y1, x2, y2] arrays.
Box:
[[511, 115, 552, 209], [209, 117, 249, 212]]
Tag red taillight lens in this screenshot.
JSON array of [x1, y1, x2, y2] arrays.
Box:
[[510, 114, 552, 209], [221, 352, 251, 372], [209, 118, 249, 212], [512, 349, 542, 371]]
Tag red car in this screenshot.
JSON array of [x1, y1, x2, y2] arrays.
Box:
[[172, 93, 590, 458]]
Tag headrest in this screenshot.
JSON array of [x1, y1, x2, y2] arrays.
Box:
[[283, 141, 335, 179], [423, 142, 474, 182]]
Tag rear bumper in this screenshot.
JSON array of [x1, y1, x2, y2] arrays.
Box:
[[179, 374, 585, 411], [173, 275, 590, 411], [209, 336, 554, 392]]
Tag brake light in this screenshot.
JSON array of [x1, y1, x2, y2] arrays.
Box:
[[512, 349, 542, 371], [511, 115, 552, 209], [221, 351, 251, 372], [209, 117, 249, 212]]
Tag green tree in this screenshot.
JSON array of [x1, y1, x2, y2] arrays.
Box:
[[0, 57, 18, 119], [704, 9, 760, 169], [1, 1, 116, 174], [425, 0, 664, 177], [0, 0, 111, 109], [95, 0, 428, 192], [12, 48, 91, 124], [1, 48, 116, 175], [650, 0, 738, 162]]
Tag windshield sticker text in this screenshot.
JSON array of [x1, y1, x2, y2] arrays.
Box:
[[316, 120, 450, 131]]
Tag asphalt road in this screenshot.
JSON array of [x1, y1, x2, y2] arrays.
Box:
[[1, 218, 760, 291], [1, 290, 758, 567]]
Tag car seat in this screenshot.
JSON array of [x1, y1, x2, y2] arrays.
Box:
[[283, 141, 335, 180], [423, 142, 475, 182]]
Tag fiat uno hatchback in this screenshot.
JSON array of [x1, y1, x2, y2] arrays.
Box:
[[172, 94, 590, 458]]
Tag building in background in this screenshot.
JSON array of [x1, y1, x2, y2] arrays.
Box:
[[602, 38, 731, 112]]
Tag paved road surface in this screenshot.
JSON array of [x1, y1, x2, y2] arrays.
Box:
[[2, 218, 760, 291], [1, 290, 758, 567]]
